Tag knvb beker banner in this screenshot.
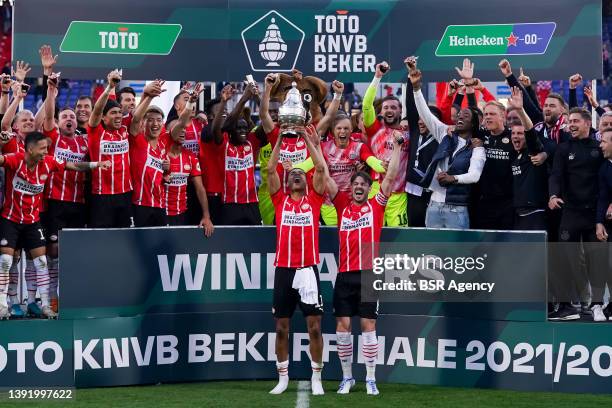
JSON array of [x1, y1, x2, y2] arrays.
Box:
[[2, 312, 612, 393], [13, 0, 602, 82], [58, 226, 547, 322]]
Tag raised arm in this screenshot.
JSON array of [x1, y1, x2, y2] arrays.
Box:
[[0, 74, 12, 116], [211, 84, 234, 145], [267, 131, 283, 195], [1, 82, 28, 131], [363, 62, 388, 128], [260, 74, 279, 134], [316, 80, 344, 136], [379, 132, 403, 197], [301, 125, 328, 195], [499, 59, 543, 123], [65, 160, 111, 172], [192, 175, 214, 237], [89, 69, 121, 128], [223, 82, 256, 132], [171, 83, 203, 140], [43, 73, 61, 132], [408, 63, 449, 142], [129, 79, 166, 135]]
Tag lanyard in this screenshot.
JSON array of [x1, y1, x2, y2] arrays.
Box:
[[414, 135, 435, 169]]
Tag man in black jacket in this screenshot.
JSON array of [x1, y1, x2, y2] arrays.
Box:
[[506, 87, 550, 230], [548, 108, 606, 322], [403, 69, 439, 227], [596, 129, 612, 317]]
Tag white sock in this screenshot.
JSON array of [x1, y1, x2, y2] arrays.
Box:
[[25, 259, 37, 304], [336, 331, 353, 379], [362, 331, 378, 381], [269, 360, 289, 394], [48, 257, 58, 300], [0, 254, 12, 306], [7, 261, 19, 304], [33, 256, 50, 306], [311, 361, 323, 381]]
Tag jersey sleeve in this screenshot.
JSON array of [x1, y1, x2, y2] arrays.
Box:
[[46, 155, 66, 173], [359, 142, 375, 161], [86, 123, 104, 145], [308, 188, 325, 210], [43, 127, 60, 144], [267, 125, 281, 147], [271, 188, 287, 209], [373, 191, 389, 209], [2, 152, 22, 169], [364, 119, 381, 139]]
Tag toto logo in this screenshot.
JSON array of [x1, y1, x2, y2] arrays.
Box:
[[241, 10, 305, 72]]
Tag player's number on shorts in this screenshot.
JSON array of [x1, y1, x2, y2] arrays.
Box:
[[38, 229, 45, 241], [397, 213, 408, 226]]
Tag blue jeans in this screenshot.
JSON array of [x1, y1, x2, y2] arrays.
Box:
[[425, 201, 469, 229]]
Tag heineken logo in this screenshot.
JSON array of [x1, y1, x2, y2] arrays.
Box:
[[60, 21, 182, 55], [436, 22, 556, 56]]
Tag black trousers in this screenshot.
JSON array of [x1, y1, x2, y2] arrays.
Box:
[[472, 197, 514, 230], [407, 191, 431, 228], [206, 193, 223, 226], [133, 205, 167, 227], [551, 208, 608, 304], [514, 210, 546, 231], [89, 192, 133, 228], [221, 203, 262, 226]]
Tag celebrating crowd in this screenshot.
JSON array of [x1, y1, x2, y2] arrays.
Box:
[[0, 43, 608, 331]]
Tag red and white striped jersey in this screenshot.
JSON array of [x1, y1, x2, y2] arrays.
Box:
[[223, 132, 260, 204], [321, 139, 375, 205], [129, 132, 169, 208], [272, 189, 324, 268], [1, 137, 25, 154], [268, 125, 311, 194], [44, 128, 89, 203], [1, 153, 66, 224], [165, 148, 202, 216], [338, 192, 388, 272], [365, 120, 410, 192], [87, 123, 132, 195], [182, 119, 203, 156]]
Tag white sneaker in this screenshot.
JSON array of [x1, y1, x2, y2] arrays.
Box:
[[42, 305, 57, 319], [337, 378, 355, 394], [269, 377, 289, 394], [592, 304, 606, 322], [311, 378, 324, 395], [366, 380, 379, 395]]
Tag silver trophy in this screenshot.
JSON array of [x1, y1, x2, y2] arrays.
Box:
[[278, 82, 307, 137]]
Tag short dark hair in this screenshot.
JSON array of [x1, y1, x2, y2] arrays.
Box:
[[173, 90, 188, 104], [76, 95, 93, 105], [569, 107, 591, 122], [103, 100, 121, 115], [545, 93, 566, 108], [117, 87, 136, 103], [350, 171, 372, 186], [25, 131, 46, 149], [204, 98, 221, 116], [381, 95, 401, 107], [59, 106, 75, 114]]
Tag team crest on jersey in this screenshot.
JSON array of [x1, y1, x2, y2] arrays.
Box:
[[349, 153, 358, 160], [80, 146, 87, 152], [244, 145, 251, 152], [502, 137, 510, 144], [301, 203, 310, 210], [184, 164, 191, 171], [297, 140, 305, 147], [569, 153, 575, 160], [40, 174, 48, 181], [360, 206, 369, 213]]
